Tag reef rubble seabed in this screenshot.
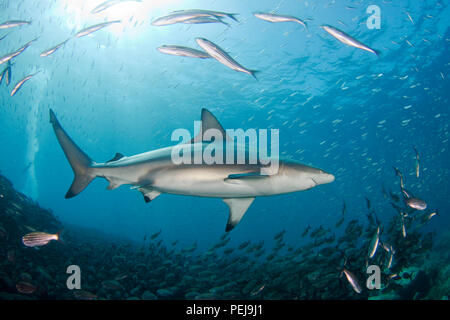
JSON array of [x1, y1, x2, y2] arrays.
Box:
[[0, 173, 448, 300]]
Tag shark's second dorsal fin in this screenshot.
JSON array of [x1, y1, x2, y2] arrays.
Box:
[[191, 108, 232, 143], [107, 153, 124, 163]]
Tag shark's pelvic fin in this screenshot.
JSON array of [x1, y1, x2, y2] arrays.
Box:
[[106, 178, 122, 190], [106, 153, 124, 163], [49, 109, 96, 199], [191, 108, 232, 143], [138, 186, 161, 203], [223, 197, 255, 232]]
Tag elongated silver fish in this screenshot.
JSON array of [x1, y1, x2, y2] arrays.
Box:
[[342, 268, 362, 293], [0, 61, 9, 85], [0, 38, 37, 65], [254, 12, 307, 29], [368, 226, 380, 259], [195, 37, 258, 79], [157, 45, 211, 59], [152, 12, 216, 26], [181, 16, 229, 26], [172, 9, 238, 21], [10, 71, 40, 97], [322, 25, 378, 56], [40, 39, 70, 57], [413, 146, 419, 178], [387, 251, 394, 269], [75, 20, 121, 38], [0, 20, 31, 29], [91, 0, 142, 14], [22, 231, 61, 247]]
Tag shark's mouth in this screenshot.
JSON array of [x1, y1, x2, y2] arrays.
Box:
[[310, 178, 318, 186]]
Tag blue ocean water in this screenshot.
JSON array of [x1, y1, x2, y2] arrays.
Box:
[[0, 0, 448, 256]]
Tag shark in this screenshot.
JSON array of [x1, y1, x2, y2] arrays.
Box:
[[49, 108, 335, 231]]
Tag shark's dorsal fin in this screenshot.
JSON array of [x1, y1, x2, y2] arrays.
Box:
[[222, 197, 255, 232], [107, 153, 124, 163], [191, 108, 232, 143]]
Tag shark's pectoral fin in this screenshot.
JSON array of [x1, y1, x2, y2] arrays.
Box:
[[224, 173, 269, 185], [222, 197, 255, 232], [137, 186, 161, 203]]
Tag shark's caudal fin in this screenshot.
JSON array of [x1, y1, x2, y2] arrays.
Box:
[[49, 109, 96, 199]]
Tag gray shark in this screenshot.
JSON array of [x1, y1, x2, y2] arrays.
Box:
[[50, 108, 334, 231]]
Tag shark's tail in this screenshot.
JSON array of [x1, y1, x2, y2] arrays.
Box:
[[49, 109, 96, 199]]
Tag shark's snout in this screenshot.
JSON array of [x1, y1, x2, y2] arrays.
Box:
[[310, 171, 335, 185]]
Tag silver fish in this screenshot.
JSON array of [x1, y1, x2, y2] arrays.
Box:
[[401, 218, 407, 238], [181, 16, 229, 26], [91, 0, 141, 14], [22, 231, 61, 247], [75, 20, 121, 38], [387, 251, 394, 269], [0, 61, 9, 85], [254, 12, 307, 29], [152, 12, 217, 26], [0, 20, 31, 29], [368, 226, 380, 259], [195, 37, 258, 79], [322, 25, 378, 56], [171, 9, 238, 21], [413, 146, 419, 178], [40, 39, 70, 57], [5, 61, 11, 85], [342, 268, 362, 293], [0, 38, 37, 65], [10, 71, 40, 97], [402, 189, 427, 210], [157, 45, 211, 59]]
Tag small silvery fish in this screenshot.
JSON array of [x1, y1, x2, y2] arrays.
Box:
[[172, 9, 238, 21], [152, 12, 216, 26], [157, 45, 211, 59], [342, 268, 362, 293], [0, 20, 31, 29], [73, 290, 98, 300], [368, 226, 380, 259], [387, 251, 394, 269], [254, 12, 307, 29], [393, 166, 404, 188], [0, 38, 37, 65], [181, 16, 229, 26], [75, 20, 121, 38], [40, 39, 70, 57], [5, 61, 11, 85], [402, 189, 427, 210], [16, 281, 37, 294], [413, 146, 420, 178], [322, 25, 379, 56], [195, 37, 259, 79], [22, 230, 61, 247], [10, 71, 40, 97]]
